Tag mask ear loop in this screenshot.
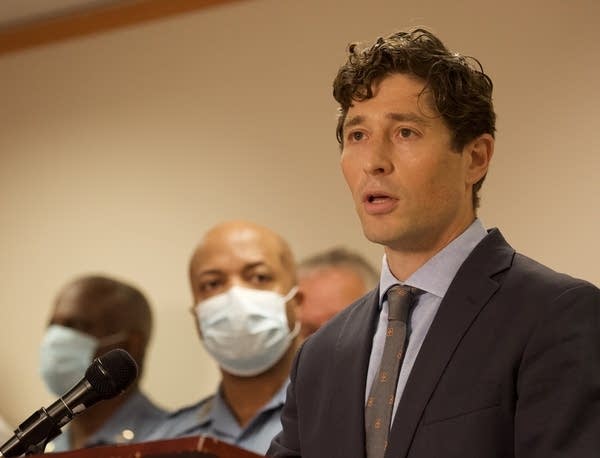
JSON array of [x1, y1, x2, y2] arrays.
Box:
[[288, 320, 301, 339], [283, 285, 301, 338], [283, 285, 299, 302]]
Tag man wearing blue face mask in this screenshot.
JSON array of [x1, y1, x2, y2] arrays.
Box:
[[39, 275, 167, 452], [147, 220, 302, 455]]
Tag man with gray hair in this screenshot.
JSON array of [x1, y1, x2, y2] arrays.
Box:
[[296, 247, 378, 339]]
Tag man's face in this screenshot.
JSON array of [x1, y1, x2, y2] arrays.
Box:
[[340, 73, 475, 255], [49, 287, 120, 358], [51, 289, 111, 338], [296, 266, 366, 338], [189, 224, 297, 328]]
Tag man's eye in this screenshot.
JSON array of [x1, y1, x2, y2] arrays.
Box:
[[251, 273, 273, 284], [348, 131, 364, 142], [199, 280, 221, 292], [399, 128, 414, 138]]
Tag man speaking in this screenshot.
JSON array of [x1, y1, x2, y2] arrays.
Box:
[[269, 27, 600, 458]]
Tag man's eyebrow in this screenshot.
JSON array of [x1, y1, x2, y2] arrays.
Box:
[[343, 112, 431, 132], [196, 269, 223, 278], [343, 115, 364, 131], [387, 112, 431, 126], [242, 262, 270, 274]]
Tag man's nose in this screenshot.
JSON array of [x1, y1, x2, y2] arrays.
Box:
[[363, 137, 393, 176]]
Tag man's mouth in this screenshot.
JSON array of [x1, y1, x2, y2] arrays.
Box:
[[361, 191, 398, 215], [367, 194, 390, 203]]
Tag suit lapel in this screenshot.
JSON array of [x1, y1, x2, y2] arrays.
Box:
[[386, 229, 514, 457], [328, 288, 380, 457]]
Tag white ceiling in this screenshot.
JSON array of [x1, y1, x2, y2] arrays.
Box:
[[0, 0, 125, 28]]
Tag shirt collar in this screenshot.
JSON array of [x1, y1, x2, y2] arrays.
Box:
[[207, 380, 289, 437], [378, 218, 487, 306]]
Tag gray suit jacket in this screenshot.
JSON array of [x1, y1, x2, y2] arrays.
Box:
[[268, 229, 600, 457]]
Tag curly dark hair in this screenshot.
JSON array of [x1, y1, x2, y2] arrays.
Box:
[[332, 28, 496, 209]]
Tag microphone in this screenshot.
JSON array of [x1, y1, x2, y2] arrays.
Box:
[[0, 349, 138, 457]]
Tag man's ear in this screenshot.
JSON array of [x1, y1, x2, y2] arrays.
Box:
[[118, 332, 146, 368], [464, 133, 494, 185], [291, 289, 305, 308]]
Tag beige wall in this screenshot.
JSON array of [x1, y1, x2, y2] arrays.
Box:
[[1, 0, 598, 426]]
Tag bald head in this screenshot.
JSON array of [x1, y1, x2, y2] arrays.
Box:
[[189, 220, 297, 302], [50, 275, 153, 370]]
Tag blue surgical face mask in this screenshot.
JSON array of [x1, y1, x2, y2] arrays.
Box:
[[39, 324, 125, 396]]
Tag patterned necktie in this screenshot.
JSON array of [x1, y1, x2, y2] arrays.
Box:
[[365, 284, 420, 458]]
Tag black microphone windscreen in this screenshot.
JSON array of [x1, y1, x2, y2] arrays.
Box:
[[85, 349, 138, 399]]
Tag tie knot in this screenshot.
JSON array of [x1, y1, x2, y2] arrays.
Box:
[[386, 285, 420, 322]]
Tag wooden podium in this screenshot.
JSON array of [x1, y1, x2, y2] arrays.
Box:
[[27, 436, 263, 458]]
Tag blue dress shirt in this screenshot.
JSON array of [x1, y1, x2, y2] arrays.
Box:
[[366, 219, 487, 421], [47, 390, 168, 452], [147, 382, 287, 456]]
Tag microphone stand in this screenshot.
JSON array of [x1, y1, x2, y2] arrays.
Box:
[[0, 407, 63, 456]]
